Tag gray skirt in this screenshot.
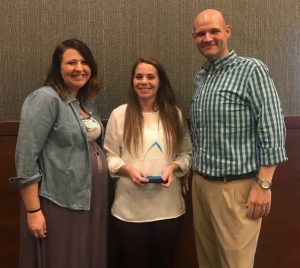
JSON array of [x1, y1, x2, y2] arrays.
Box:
[[19, 141, 109, 268]]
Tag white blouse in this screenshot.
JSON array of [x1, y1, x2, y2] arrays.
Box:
[[104, 104, 192, 222]]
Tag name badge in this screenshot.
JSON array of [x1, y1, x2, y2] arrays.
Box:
[[82, 117, 97, 132]]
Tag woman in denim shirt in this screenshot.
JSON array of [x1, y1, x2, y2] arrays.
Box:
[[10, 39, 108, 268]]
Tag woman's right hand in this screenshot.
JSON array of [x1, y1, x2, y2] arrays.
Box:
[[118, 164, 149, 185], [27, 210, 47, 239]]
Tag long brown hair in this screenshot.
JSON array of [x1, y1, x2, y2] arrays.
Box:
[[44, 39, 99, 102], [124, 57, 186, 157]]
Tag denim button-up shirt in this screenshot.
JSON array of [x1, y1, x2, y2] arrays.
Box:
[[10, 86, 103, 210]]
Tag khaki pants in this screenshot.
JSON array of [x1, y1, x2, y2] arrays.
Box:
[[192, 173, 262, 268]]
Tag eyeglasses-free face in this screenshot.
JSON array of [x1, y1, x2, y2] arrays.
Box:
[[60, 48, 91, 95], [133, 63, 160, 104]]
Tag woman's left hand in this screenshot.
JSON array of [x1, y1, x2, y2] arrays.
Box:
[[161, 163, 180, 188]]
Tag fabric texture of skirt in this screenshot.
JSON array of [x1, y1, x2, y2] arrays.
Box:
[[19, 141, 109, 268]]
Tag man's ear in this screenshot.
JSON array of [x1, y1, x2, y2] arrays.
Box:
[[225, 24, 232, 38]]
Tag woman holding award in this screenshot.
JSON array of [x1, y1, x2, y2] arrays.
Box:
[[104, 57, 192, 268]]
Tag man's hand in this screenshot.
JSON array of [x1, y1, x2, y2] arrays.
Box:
[[180, 171, 190, 195], [246, 183, 271, 220]]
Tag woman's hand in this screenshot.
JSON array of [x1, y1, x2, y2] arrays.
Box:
[[161, 163, 180, 188], [20, 183, 46, 238], [118, 164, 149, 185], [27, 210, 47, 239]]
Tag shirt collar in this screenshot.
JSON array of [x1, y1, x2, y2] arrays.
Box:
[[202, 50, 237, 71], [66, 95, 79, 104]]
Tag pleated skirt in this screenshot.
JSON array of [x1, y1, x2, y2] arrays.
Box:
[[19, 141, 109, 268]]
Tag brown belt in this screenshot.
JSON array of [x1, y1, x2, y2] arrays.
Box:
[[195, 171, 257, 182]]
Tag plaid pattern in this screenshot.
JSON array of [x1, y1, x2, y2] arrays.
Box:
[[190, 51, 287, 176]]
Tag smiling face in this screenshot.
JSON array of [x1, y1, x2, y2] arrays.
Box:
[[60, 48, 91, 95], [133, 63, 160, 104], [193, 9, 231, 62]]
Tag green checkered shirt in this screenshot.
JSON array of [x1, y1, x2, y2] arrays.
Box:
[[190, 51, 287, 176]]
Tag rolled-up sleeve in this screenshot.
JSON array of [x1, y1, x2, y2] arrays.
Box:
[[9, 90, 58, 187], [248, 61, 287, 165]]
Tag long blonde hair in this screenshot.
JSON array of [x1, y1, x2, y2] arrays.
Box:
[[123, 57, 186, 157]]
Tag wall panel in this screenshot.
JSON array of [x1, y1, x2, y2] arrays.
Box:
[[1, 118, 300, 267], [0, 0, 299, 121]]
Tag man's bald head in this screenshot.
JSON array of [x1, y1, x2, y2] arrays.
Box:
[[194, 9, 227, 31], [192, 8, 231, 61]]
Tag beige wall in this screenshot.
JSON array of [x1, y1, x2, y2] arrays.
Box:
[[1, 0, 299, 120]]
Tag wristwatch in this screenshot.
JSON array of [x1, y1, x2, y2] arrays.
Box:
[[256, 177, 272, 190]]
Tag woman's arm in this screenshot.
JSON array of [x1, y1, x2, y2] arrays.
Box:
[[104, 106, 148, 185], [162, 115, 192, 188], [12, 88, 58, 238], [21, 183, 47, 238]]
